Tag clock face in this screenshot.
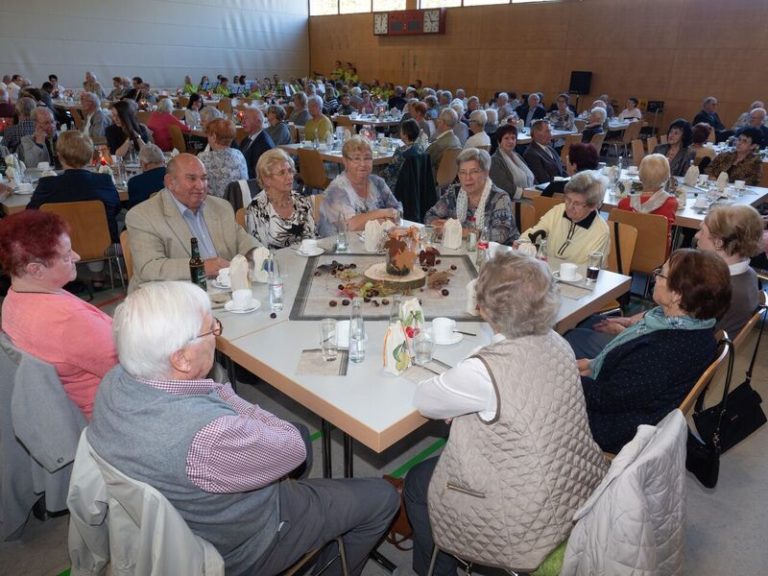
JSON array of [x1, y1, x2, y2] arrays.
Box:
[[374, 13, 388, 35], [423, 9, 440, 33]]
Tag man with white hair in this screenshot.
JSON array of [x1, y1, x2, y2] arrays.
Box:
[[80, 91, 112, 144], [732, 100, 766, 129], [19, 107, 57, 167], [517, 93, 546, 127], [426, 108, 462, 175], [464, 109, 490, 149], [304, 94, 333, 143], [3, 96, 37, 153], [450, 100, 468, 145], [238, 106, 274, 180], [127, 143, 166, 207], [581, 107, 606, 143], [495, 92, 514, 122], [693, 96, 733, 142], [88, 281, 399, 576], [748, 107, 768, 145]]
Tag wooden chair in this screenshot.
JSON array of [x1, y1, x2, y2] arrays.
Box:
[[590, 131, 606, 151], [289, 124, 299, 144], [731, 291, 767, 350], [531, 194, 564, 222], [120, 230, 133, 282], [217, 97, 233, 116], [631, 139, 645, 166], [514, 200, 536, 233], [168, 125, 187, 153], [605, 220, 638, 276], [560, 133, 582, 165], [70, 108, 85, 131], [607, 209, 668, 297], [284, 104, 294, 119], [574, 119, 587, 133], [235, 207, 246, 230], [177, 95, 190, 108], [604, 121, 642, 157], [311, 193, 324, 224], [40, 201, 125, 289], [435, 147, 461, 188], [679, 331, 731, 415], [136, 110, 151, 125], [235, 127, 247, 144], [334, 115, 354, 130], [646, 135, 658, 153], [297, 148, 331, 192]]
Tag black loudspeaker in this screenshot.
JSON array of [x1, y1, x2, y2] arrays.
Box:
[[569, 71, 592, 95]]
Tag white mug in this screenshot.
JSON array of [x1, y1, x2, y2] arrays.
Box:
[[37, 161, 50, 170], [231, 288, 252, 310], [735, 179, 746, 190], [559, 262, 579, 281], [300, 239, 318, 253], [432, 317, 456, 343]]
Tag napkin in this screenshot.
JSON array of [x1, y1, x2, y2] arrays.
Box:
[[442, 218, 463, 250], [364, 220, 382, 252], [381, 220, 396, 233], [249, 247, 270, 283], [400, 297, 424, 334], [683, 163, 699, 187], [229, 254, 250, 291], [383, 321, 411, 375], [716, 171, 729, 191], [516, 243, 538, 258], [465, 278, 479, 316]]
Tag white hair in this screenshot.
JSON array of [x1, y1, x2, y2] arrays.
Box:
[[469, 109, 487, 125], [485, 108, 498, 124], [308, 94, 323, 109], [139, 143, 165, 165], [450, 99, 464, 115], [113, 281, 212, 379], [590, 107, 607, 123], [157, 98, 174, 113]]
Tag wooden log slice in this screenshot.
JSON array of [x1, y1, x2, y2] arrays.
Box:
[[364, 262, 426, 291]]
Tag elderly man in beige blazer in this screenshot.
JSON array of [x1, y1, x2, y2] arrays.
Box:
[[125, 153, 260, 292]]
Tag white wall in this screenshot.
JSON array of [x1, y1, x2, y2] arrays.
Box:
[[0, 0, 309, 90]]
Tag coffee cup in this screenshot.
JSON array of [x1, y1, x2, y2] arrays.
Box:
[[231, 288, 252, 310], [559, 262, 579, 281], [432, 317, 456, 343], [300, 239, 318, 254], [37, 161, 50, 170], [735, 179, 746, 190], [16, 182, 33, 193]]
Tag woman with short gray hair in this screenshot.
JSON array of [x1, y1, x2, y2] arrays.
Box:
[[265, 104, 291, 145], [517, 170, 610, 264], [464, 109, 490, 149], [404, 250, 606, 576], [424, 147, 518, 244]]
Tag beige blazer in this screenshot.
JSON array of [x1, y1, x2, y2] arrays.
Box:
[[125, 188, 259, 291]]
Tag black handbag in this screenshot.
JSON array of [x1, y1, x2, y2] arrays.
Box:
[[686, 337, 733, 489], [694, 306, 767, 453]]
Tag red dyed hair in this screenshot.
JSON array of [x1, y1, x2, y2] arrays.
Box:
[[0, 211, 70, 276]]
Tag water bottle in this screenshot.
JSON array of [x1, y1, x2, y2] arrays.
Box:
[[349, 298, 365, 363], [267, 251, 284, 312], [466, 216, 477, 253], [476, 225, 490, 270]]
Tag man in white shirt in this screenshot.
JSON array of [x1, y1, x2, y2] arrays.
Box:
[[80, 92, 112, 144]]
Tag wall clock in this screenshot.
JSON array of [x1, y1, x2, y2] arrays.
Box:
[[373, 9, 446, 36]]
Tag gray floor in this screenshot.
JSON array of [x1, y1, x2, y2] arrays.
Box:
[[2, 287, 767, 575]]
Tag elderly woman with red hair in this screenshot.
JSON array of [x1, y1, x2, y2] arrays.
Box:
[[0, 211, 118, 419]]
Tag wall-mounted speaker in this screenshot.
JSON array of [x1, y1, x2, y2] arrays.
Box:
[[569, 71, 592, 96]]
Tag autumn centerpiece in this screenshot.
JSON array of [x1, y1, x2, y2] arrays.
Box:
[[384, 226, 419, 276]]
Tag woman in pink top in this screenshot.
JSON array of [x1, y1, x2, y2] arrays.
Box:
[[146, 98, 190, 151], [0, 211, 118, 419]]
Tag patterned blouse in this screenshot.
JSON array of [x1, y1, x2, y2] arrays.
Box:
[[423, 183, 519, 245], [548, 109, 575, 131], [317, 173, 401, 237], [381, 142, 425, 191], [246, 190, 315, 249], [706, 151, 763, 186], [197, 147, 249, 198]]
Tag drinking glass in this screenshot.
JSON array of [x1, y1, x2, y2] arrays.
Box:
[[336, 218, 348, 253], [586, 251, 603, 284], [413, 329, 434, 366], [320, 319, 338, 362]]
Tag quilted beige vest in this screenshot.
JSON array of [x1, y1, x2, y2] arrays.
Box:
[[428, 332, 608, 572]]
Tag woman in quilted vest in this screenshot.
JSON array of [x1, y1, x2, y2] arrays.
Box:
[[403, 251, 608, 576], [578, 249, 731, 453]]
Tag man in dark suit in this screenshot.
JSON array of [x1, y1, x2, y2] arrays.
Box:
[[238, 107, 275, 179], [523, 119, 567, 184], [388, 85, 408, 111], [127, 143, 166, 208], [693, 96, 733, 142], [516, 93, 547, 127], [27, 131, 121, 242]]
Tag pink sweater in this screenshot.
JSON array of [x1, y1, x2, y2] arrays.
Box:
[[1, 290, 118, 419]]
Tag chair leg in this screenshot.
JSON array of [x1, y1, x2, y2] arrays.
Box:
[[427, 545, 439, 576]]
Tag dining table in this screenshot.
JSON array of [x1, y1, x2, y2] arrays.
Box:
[[212, 233, 631, 479]]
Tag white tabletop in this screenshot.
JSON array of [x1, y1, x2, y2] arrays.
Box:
[[214, 235, 631, 453], [279, 142, 397, 166], [333, 114, 402, 127]]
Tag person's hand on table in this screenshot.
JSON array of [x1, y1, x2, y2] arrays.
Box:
[[204, 257, 230, 277], [576, 358, 592, 377]]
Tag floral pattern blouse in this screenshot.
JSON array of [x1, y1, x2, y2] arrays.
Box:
[[317, 173, 401, 237], [381, 142, 425, 191], [197, 147, 249, 198], [706, 151, 762, 186], [246, 190, 315, 249]]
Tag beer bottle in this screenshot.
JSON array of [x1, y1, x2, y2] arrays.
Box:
[[189, 237, 207, 290]]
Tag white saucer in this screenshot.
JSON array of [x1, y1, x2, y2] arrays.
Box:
[[296, 247, 324, 257], [224, 298, 261, 314], [211, 280, 232, 290], [553, 271, 584, 283], [434, 332, 463, 346], [13, 187, 34, 195]]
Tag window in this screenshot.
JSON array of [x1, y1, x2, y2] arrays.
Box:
[[420, 0, 556, 5], [420, 0, 460, 6], [463, 0, 509, 5], [340, 0, 370, 13], [373, 0, 406, 9], [310, 0, 338, 15]]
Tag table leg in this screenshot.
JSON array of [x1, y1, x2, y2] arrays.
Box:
[[322, 419, 333, 478], [343, 433, 354, 478]]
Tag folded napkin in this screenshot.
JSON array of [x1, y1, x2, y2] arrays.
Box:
[[364, 220, 382, 252], [442, 218, 463, 250], [465, 278, 479, 316], [683, 163, 699, 187], [230, 255, 250, 291], [383, 321, 411, 376], [249, 247, 270, 283], [716, 171, 729, 191]]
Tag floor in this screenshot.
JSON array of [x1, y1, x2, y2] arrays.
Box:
[[2, 283, 768, 576]]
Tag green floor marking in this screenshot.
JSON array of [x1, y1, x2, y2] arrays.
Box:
[[310, 430, 323, 442], [388, 438, 446, 479]]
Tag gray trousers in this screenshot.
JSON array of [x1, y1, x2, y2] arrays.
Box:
[[253, 477, 399, 576]]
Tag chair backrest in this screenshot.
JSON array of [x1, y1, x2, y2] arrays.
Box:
[[235, 127, 247, 144], [531, 194, 564, 222], [172, 109, 186, 120], [590, 131, 606, 150], [514, 200, 536, 233], [136, 110, 151, 125], [646, 135, 658, 153], [40, 201, 111, 262], [311, 194, 324, 224], [605, 220, 638, 275], [297, 148, 331, 191], [168, 124, 187, 153], [560, 133, 582, 164], [631, 139, 645, 166], [177, 95, 190, 108], [120, 230, 133, 281], [435, 147, 461, 187], [235, 207, 246, 230], [679, 331, 731, 414], [621, 121, 642, 144], [607, 209, 668, 274], [334, 116, 354, 129], [70, 108, 85, 131], [217, 97, 232, 116], [574, 119, 587, 133]]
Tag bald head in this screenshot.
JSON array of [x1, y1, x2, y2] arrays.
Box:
[[165, 154, 209, 212]]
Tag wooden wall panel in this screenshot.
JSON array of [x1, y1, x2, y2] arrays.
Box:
[[309, 0, 768, 127]]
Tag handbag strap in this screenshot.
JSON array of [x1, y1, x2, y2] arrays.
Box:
[[744, 298, 767, 384], [699, 337, 735, 448], [612, 221, 623, 274]]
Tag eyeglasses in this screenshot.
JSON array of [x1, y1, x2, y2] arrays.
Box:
[[194, 318, 223, 340], [652, 268, 668, 280], [458, 169, 485, 178], [564, 197, 589, 209]]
